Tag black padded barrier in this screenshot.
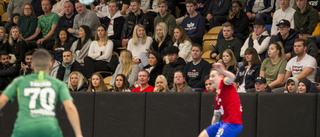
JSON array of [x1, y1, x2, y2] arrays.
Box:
[[145, 92, 200, 137], [56, 92, 95, 137], [317, 94, 320, 137], [0, 92, 18, 137], [238, 93, 257, 137], [257, 93, 317, 137], [94, 92, 146, 137], [200, 92, 215, 131]]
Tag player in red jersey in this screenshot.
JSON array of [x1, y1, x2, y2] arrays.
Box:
[[199, 63, 242, 137]]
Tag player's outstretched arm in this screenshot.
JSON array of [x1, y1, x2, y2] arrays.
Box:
[[213, 63, 236, 84], [0, 94, 9, 111], [63, 99, 83, 137]]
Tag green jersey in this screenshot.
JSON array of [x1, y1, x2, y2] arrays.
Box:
[[37, 12, 59, 40], [3, 71, 73, 137]]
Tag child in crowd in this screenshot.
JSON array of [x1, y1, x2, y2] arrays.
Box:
[[254, 76, 271, 93], [284, 77, 299, 93]]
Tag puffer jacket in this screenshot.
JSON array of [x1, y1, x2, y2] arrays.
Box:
[[121, 10, 150, 39]]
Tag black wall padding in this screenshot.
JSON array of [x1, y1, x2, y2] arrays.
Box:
[[56, 92, 95, 137], [317, 94, 320, 137], [94, 92, 146, 137], [238, 93, 257, 137], [0, 94, 18, 137], [257, 94, 317, 137], [199, 92, 215, 131], [145, 92, 200, 137]]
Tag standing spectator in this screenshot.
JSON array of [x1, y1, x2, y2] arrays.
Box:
[[0, 27, 9, 53], [154, 75, 169, 92], [110, 50, 140, 88], [171, 71, 193, 92], [297, 27, 319, 64], [241, 19, 270, 61], [91, 0, 108, 18], [294, 0, 319, 33], [53, 28, 72, 62], [173, 26, 193, 63], [260, 42, 287, 92], [112, 74, 131, 92], [298, 78, 319, 93], [236, 48, 261, 93], [254, 76, 272, 92], [56, 50, 82, 83], [206, 0, 231, 29], [84, 25, 114, 78], [221, 49, 238, 75], [210, 22, 242, 62], [0, 51, 19, 90], [184, 44, 210, 90], [70, 25, 92, 66], [19, 50, 34, 75], [6, 0, 32, 22], [181, 0, 205, 45], [143, 51, 164, 87], [68, 1, 101, 37], [132, 70, 154, 92], [87, 73, 109, 92], [284, 77, 299, 93], [25, 0, 59, 50], [4, 13, 20, 34], [268, 19, 299, 61], [121, 0, 150, 47], [8, 26, 27, 64], [246, 0, 275, 23], [17, 4, 38, 39], [52, 0, 68, 17], [68, 71, 88, 91], [150, 22, 173, 56], [154, 0, 176, 37], [271, 0, 295, 36], [55, 1, 76, 33]]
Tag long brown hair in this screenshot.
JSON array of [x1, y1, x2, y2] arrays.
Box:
[[243, 47, 261, 66], [222, 49, 238, 72], [172, 26, 191, 44], [87, 73, 109, 92]]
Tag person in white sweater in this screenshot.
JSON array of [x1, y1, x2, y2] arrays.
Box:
[[84, 25, 114, 78], [173, 26, 193, 63], [271, 0, 295, 36], [52, 0, 68, 17], [91, 0, 109, 18], [70, 25, 92, 66], [127, 24, 153, 69]]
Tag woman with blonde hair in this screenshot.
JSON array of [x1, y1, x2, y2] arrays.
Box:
[[0, 27, 9, 53], [221, 49, 238, 75], [150, 22, 173, 56], [110, 50, 140, 88], [68, 71, 87, 91], [8, 26, 27, 64], [87, 73, 109, 92], [173, 26, 193, 62], [154, 75, 169, 92]]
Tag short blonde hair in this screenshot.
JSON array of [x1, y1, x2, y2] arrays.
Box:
[[154, 75, 169, 92]]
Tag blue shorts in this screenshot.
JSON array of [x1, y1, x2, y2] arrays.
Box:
[[205, 121, 242, 137]]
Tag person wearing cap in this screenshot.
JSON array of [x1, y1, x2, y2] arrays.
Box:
[[241, 19, 270, 62], [294, 0, 319, 33], [254, 76, 272, 93], [268, 19, 299, 61], [298, 26, 319, 64], [271, 0, 296, 36], [246, 0, 275, 23]]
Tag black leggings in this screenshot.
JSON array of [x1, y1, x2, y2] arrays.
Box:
[[84, 56, 112, 78]]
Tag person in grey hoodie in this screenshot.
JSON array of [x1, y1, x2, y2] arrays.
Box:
[[49, 51, 61, 78], [56, 50, 82, 83], [284, 77, 299, 93]]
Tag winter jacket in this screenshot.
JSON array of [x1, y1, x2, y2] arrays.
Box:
[[235, 64, 261, 90], [100, 11, 125, 40], [294, 4, 319, 33], [268, 29, 299, 58], [121, 10, 150, 39], [162, 57, 186, 89], [56, 59, 82, 81]]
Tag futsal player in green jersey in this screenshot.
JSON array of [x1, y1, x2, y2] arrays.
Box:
[[0, 49, 83, 137]]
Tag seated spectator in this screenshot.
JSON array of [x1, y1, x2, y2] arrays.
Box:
[[221, 49, 238, 75], [69, 1, 101, 37], [271, 0, 295, 36], [0, 27, 10, 53], [275, 0, 296, 11], [52, 0, 68, 17], [31, 0, 44, 18], [150, 22, 173, 56], [284, 77, 299, 93], [254, 76, 272, 93], [19, 50, 34, 75], [55, 1, 76, 33], [6, 0, 31, 23], [57, 50, 82, 83], [143, 51, 164, 87], [53, 28, 73, 62], [132, 70, 154, 92], [236, 48, 261, 93], [154, 75, 169, 92], [196, 0, 211, 16], [87, 72, 109, 92], [127, 24, 153, 68], [8, 26, 28, 64], [112, 74, 131, 92], [298, 27, 319, 64], [162, 46, 186, 89], [154, 0, 176, 37], [268, 19, 299, 61], [110, 50, 140, 88], [173, 26, 193, 63], [210, 22, 242, 62], [84, 25, 114, 78], [17, 4, 38, 39], [260, 42, 287, 92], [49, 51, 61, 78], [26, 0, 59, 50], [181, 0, 205, 45], [298, 78, 319, 93], [284, 39, 317, 83], [117, 0, 130, 15], [121, 0, 150, 47], [4, 13, 20, 34], [206, 0, 231, 29], [141, 0, 158, 13], [241, 19, 270, 61], [91, 0, 108, 18], [203, 75, 215, 93], [70, 25, 92, 66], [99, 0, 125, 51], [294, 0, 319, 33], [184, 43, 210, 90], [0, 51, 19, 90], [171, 70, 193, 92], [67, 71, 88, 91], [246, 0, 274, 23]]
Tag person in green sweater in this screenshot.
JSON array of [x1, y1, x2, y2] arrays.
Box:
[[153, 0, 176, 37], [294, 0, 319, 33], [17, 4, 38, 39]]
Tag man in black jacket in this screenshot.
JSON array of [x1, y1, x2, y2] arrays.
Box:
[[0, 51, 19, 90], [56, 50, 82, 83]]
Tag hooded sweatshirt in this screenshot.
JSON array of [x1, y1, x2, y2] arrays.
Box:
[[105, 11, 124, 38], [50, 60, 61, 78], [298, 78, 319, 93], [284, 77, 299, 93], [294, 4, 319, 33]]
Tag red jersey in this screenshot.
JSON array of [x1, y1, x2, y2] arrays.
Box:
[[214, 78, 242, 125], [131, 85, 154, 92]]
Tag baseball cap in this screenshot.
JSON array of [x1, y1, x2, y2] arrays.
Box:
[[255, 76, 266, 84], [254, 19, 265, 26], [277, 19, 290, 27], [299, 26, 311, 35]]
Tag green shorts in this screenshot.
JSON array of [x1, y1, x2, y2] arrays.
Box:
[[12, 121, 63, 137]]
